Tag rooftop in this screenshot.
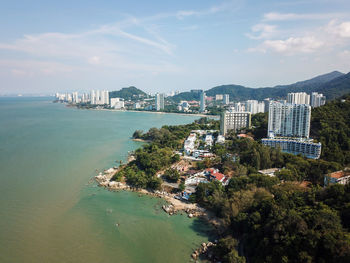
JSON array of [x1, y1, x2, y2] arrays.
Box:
[[328, 170, 350, 179]]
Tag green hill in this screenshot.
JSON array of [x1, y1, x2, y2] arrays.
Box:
[[310, 94, 350, 165], [109, 86, 147, 101]]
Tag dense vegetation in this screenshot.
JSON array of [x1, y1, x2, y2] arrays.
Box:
[[310, 94, 350, 165], [172, 71, 349, 102], [195, 179, 350, 263], [109, 86, 147, 101], [113, 118, 219, 188]]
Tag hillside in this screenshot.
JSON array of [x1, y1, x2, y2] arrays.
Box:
[[109, 86, 147, 101], [171, 91, 200, 102], [172, 71, 349, 102], [310, 94, 350, 165]]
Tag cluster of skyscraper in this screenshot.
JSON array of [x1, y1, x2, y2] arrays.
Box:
[[219, 91, 324, 159], [287, 92, 326, 108], [262, 97, 321, 159], [55, 90, 109, 105], [233, 100, 266, 114], [90, 90, 109, 105]]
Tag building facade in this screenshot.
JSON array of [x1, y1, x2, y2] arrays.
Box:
[[110, 98, 124, 109], [287, 92, 310, 105], [155, 93, 165, 111], [268, 102, 311, 138], [245, 100, 265, 114], [200, 90, 206, 112], [220, 111, 251, 135], [262, 138, 321, 159], [311, 92, 326, 108], [223, 94, 229, 105]]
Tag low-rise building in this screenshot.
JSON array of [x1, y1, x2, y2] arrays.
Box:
[[110, 98, 125, 109], [216, 135, 225, 144], [193, 150, 214, 159], [184, 133, 197, 155], [220, 111, 251, 135], [205, 168, 229, 185], [205, 135, 214, 147], [262, 138, 321, 159], [258, 168, 280, 177], [324, 170, 350, 186]]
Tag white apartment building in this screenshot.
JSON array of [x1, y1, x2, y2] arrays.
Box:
[[311, 92, 326, 108], [262, 138, 321, 159], [215, 94, 223, 100], [100, 90, 109, 105], [234, 102, 246, 112], [155, 93, 165, 111], [264, 98, 271, 112], [287, 92, 310, 105], [200, 90, 206, 112], [72, 92, 79, 103], [220, 111, 251, 135], [223, 94, 229, 105], [268, 102, 311, 138], [90, 90, 96, 104], [110, 98, 124, 109], [245, 100, 265, 114], [90, 90, 109, 105]]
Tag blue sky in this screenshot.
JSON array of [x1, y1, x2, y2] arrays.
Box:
[[1, 0, 350, 95]]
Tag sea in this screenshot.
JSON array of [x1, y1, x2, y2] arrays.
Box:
[[0, 97, 213, 263]]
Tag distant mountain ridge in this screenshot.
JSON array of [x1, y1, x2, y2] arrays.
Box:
[[172, 71, 349, 102], [271, 71, 344, 90]]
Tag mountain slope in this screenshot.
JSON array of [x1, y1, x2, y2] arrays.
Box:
[[272, 71, 344, 90], [315, 72, 350, 100]]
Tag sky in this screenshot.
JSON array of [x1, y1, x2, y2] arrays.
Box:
[[1, 0, 350, 95]]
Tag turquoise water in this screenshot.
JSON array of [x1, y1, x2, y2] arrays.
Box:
[[0, 97, 212, 263]]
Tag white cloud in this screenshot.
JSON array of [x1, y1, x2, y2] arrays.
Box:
[[262, 36, 324, 54], [246, 23, 278, 39], [326, 20, 350, 38], [263, 12, 344, 21]]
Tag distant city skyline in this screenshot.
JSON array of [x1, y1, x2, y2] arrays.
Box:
[[1, 0, 350, 95]]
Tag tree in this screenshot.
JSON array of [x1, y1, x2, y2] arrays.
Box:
[[132, 130, 143, 139], [163, 168, 180, 182], [178, 182, 185, 192]]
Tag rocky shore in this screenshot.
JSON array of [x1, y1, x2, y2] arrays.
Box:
[[191, 241, 217, 261], [95, 167, 205, 218], [95, 166, 223, 262]]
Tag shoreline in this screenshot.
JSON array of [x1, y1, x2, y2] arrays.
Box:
[[94, 168, 222, 261], [94, 167, 223, 227], [65, 103, 218, 118]]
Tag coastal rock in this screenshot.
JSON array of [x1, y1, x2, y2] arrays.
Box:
[[108, 181, 118, 187], [99, 181, 109, 187]]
